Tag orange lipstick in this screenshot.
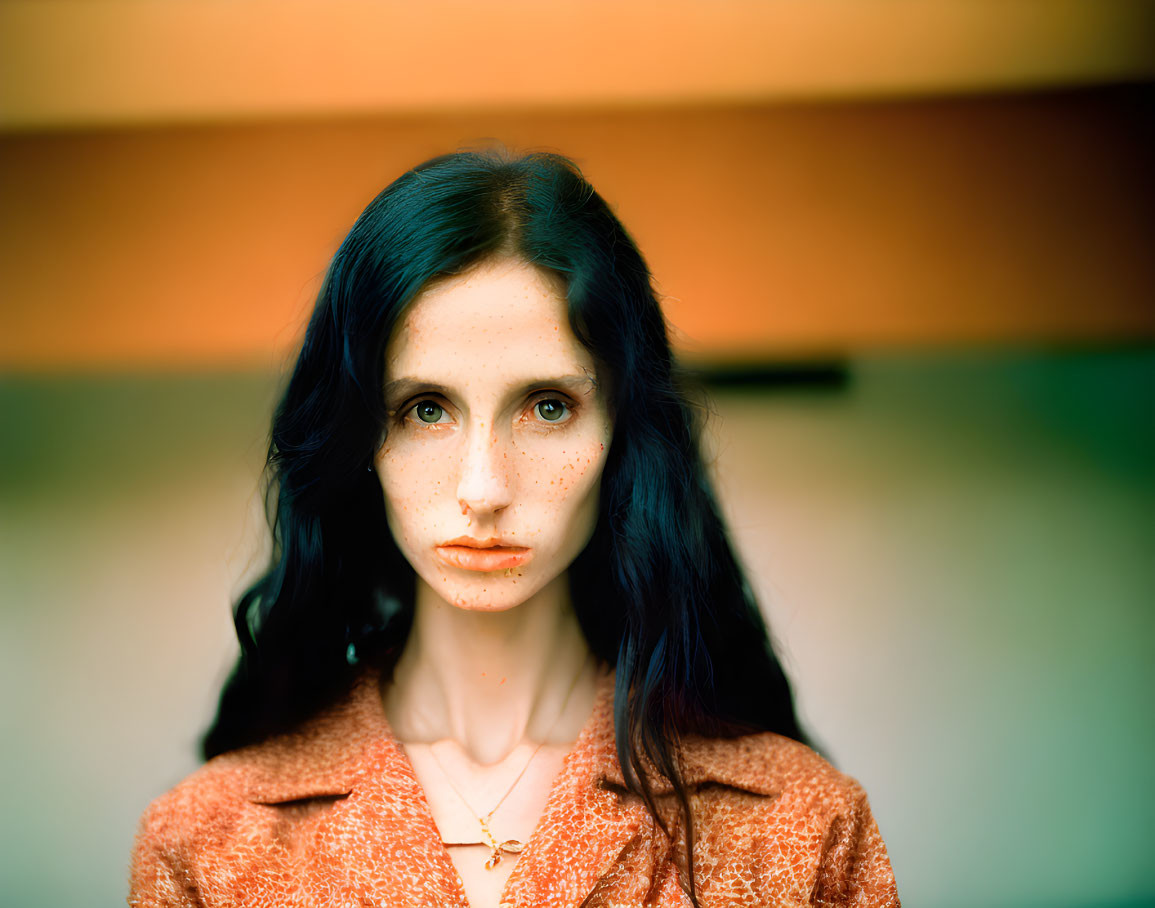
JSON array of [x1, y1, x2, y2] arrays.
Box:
[[435, 537, 532, 573]]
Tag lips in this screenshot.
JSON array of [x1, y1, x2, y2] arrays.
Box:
[[435, 538, 533, 573]]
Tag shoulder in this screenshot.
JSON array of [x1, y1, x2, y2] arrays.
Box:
[[129, 751, 264, 907], [681, 730, 867, 813], [130, 679, 382, 906], [681, 733, 900, 907], [133, 745, 273, 846]]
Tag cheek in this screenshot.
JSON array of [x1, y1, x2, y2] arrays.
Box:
[[376, 440, 454, 541], [519, 437, 608, 520]]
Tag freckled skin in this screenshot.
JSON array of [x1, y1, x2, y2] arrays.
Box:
[[374, 258, 613, 613]]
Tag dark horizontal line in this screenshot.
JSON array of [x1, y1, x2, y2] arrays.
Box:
[[681, 360, 850, 391]]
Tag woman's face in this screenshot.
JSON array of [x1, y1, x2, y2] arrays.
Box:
[[375, 258, 613, 612]]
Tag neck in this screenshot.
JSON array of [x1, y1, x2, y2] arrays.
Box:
[[384, 572, 596, 765]]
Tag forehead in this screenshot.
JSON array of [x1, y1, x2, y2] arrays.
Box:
[[385, 259, 596, 382]]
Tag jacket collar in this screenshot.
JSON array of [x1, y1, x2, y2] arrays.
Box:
[[239, 667, 784, 805], [598, 730, 786, 798], [240, 669, 393, 804]]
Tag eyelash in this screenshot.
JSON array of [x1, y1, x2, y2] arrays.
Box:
[[396, 393, 577, 430]]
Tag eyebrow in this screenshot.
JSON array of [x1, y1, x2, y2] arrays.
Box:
[[383, 373, 598, 405]]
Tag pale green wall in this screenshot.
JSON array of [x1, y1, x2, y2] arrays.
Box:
[[1, 351, 1151, 907], [707, 351, 1154, 907]]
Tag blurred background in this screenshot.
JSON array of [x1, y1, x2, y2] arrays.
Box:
[[2, 2, 1154, 905]]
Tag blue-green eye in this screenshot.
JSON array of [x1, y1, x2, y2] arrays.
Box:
[[414, 401, 444, 423], [535, 399, 568, 422]]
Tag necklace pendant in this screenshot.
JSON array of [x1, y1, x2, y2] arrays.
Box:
[[483, 839, 526, 870]]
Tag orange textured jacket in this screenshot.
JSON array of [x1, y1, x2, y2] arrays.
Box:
[[130, 671, 900, 907]]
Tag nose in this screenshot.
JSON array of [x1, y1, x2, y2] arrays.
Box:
[[456, 424, 513, 516]]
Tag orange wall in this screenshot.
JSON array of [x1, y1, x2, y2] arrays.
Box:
[[2, 90, 1153, 371], [4, 0, 1152, 130]]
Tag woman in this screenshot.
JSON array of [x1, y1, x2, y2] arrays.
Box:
[[130, 150, 899, 907]]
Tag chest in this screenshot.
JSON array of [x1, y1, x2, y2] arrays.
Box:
[[402, 741, 570, 908]]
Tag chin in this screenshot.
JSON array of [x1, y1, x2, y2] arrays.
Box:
[[425, 574, 542, 614], [448, 597, 523, 613], [442, 590, 532, 613]]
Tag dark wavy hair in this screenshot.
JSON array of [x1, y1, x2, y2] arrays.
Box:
[[204, 149, 805, 900]]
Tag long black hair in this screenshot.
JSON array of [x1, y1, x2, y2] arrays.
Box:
[[204, 149, 805, 898]]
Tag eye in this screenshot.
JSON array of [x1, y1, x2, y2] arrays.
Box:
[[412, 400, 446, 424], [534, 398, 570, 423]]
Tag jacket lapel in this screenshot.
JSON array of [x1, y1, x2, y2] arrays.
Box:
[[242, 671, 385, 805], [501, 777, 649, 908], [310, 732, 471, 907], [501, 673, 659, 908], [502, 681, 786, 908], [243, 670, 471, 907]]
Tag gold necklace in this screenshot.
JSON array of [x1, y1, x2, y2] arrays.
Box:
[[428, 655, 590, 870]]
